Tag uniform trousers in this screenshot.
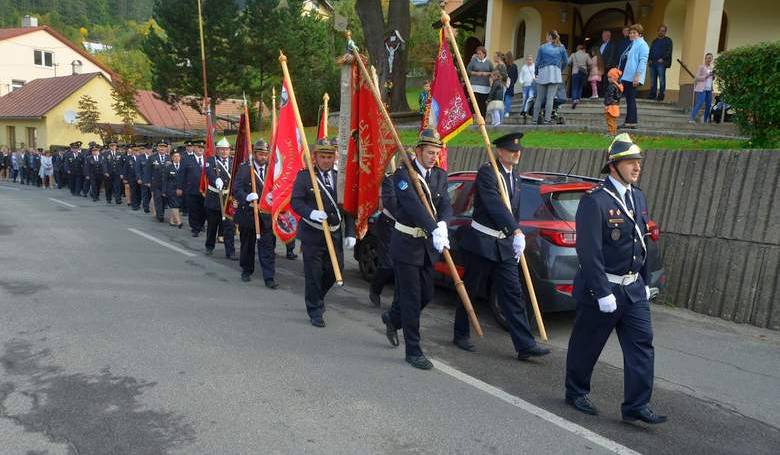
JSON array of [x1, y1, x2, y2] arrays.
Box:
[[205, 209, 235, 256], [89, 176, 102, 200], [186, 194, 206, 233], [141, 185, 152, 211], [69, 174, 82, 195], [239, 217, 276, 280], [105, 174, 122, 203], [454, 252, 536, 352], [389, 256, 434, 357], [152, 187, 166, 221], [128, 181, 141, 209], [565, 283, 654, 414], [302, 234, 343, 321]]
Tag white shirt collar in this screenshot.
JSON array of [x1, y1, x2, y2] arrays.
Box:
[[501, 163, 513, 174], [414, 159, 429, 178], [608, 175, 631, 199]]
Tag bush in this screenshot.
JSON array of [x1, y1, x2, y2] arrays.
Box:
[[715, 41, 780, 147]]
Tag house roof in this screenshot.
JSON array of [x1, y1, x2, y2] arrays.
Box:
[[0, 72, 104, 119], [134, 90, 252, 134], [0, 25, 116, 78]]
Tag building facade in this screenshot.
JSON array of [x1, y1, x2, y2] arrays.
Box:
[[446, 0, 780, 101]]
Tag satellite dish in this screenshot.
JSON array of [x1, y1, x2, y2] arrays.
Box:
[[64, 110, 77, 125]]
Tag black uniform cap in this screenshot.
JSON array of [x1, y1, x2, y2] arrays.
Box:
[[156, 139, 170, 147], [416, 128, 443, 148], [69, 141, 82, 148], [492, 132, 524, 151], [313, 137, 336, 154]]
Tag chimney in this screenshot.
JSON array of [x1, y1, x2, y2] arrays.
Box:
[[22, 15, 39, 28]]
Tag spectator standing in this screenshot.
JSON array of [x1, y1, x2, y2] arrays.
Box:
[[533, 30, 569, 125], [493, 52, 508, 80], [11, 151, 19, 182], [503, 52, 518, 118], [604, 69, 624, 135], [486, 71, 506, 127], [418, 80, 431, 115], [617, 26, 631, 60], [588, 48, 602, 98], [467, 46, 494, 118], [648, 25, 673, 101], [618, 24, 649, 129], [569, 44, 592, 108], [689, 53, 715, 123], [39, 150, 54, 189], [519, 55, 535, 116]]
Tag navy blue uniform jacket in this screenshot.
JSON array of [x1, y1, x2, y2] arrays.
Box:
[[291, 168, 355, 245]]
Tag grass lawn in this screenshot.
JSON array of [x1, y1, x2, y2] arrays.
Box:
[[225, 124, 746, 151]]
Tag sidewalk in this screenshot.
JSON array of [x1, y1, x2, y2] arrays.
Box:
[[542, 303, 780, 428]]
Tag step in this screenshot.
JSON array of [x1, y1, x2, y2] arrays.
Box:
[[504, 117, 740, 134]]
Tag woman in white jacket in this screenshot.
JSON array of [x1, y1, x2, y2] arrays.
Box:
[[518, 55, 536, 115]]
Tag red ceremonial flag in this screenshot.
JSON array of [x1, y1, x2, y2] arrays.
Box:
[[199, 101, 216, 194], [259, 109, 279, 214], [258, 81, 303, 244], [316, 104, 327, 141], [224, 113, 250, 219], [422, 28, 473, 170], [344, 62, 398, 239]]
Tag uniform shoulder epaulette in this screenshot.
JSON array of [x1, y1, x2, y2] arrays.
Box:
[[480, 162, 491, 169], [586, 184, 604, 195]]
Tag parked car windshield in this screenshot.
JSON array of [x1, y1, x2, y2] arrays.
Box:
[[549, 191, 585, 222]]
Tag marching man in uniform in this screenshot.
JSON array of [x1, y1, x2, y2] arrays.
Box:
[[204, 137, 237, 260], [454, 132, 551, 360], [565, 133, 667, 424], [381, 129, 452, 370], [291, 138, 355, 328], [233, 140, 278, 288]]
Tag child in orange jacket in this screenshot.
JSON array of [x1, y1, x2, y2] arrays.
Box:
[[604, 68, 623, 135]]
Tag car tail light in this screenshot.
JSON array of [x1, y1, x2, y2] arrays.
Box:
[[555, 284, 574, 296], [540, 229, 577, 247], [647, 220, 660, 242]]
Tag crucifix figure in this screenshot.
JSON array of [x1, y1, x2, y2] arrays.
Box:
[[384, 30, 406, 75]]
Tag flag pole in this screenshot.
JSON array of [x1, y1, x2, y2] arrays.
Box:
[[440, 11, 546, 340], [243, 94, 262, 239], [272, 86, 277, 134], [322, 92, 330, 135], [349, 42, 483, 337], [279, 50, 343, 286]]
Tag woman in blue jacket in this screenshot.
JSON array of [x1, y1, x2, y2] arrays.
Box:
[[618, 24, 649, 128], [533, 30, 569, 125]]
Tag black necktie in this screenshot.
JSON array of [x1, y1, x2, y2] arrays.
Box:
[[259, 166, 264, 181], [505, 171, 514, 194], [625, 189, 635, 215], [425, 170, 431, 185], [323, 171, 331, 188]]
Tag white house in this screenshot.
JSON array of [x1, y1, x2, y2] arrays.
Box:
[[0, 17, 114, 97]]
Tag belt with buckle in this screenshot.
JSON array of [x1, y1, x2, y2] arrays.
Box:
[[394, 221, 427, 239], [606, 272, 639, 286], [471, 220, 507, 239]]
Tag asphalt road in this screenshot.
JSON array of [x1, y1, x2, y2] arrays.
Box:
[[1, 182, 778, 455]]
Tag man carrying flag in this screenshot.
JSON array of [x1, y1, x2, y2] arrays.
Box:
[[204, 137, 236, 260]]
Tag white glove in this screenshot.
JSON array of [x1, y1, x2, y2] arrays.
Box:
[[215, 177, 224, 190], [265, 192, 273, 205], [309, 210, 327, 223], [512, 232, 526, 258], [432, 221, 448, 239], [645, 286, 651, 300], [344, 236, 356, 250], [597, 294, 617, 313], [246, 192, 259, 202]]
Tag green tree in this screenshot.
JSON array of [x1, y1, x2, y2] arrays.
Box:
[[111, 78, 139, 142], [76, 94, 109, 142]]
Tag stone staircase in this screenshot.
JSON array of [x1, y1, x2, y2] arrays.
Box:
[[506, 96, 742, 138]]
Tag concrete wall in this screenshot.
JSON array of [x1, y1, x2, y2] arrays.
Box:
[[446, 146, 780, 330], [0, 29, 112, 96]]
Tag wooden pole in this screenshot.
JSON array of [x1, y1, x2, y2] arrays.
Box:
[[272, 86, 277, 134], [279, 50, 343, 286], [441, 11, 547, 340], [350, 45, 483, 337], [244, 100, 262, 239]]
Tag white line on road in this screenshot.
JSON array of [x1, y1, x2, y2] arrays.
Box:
[[0, 185, 21, 191], [432, 359, 642, 455], [49, 197, 77, 208], [128, 228, 197, 257]]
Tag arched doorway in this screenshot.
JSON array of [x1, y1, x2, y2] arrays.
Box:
[[515, 21, 526, 59], [718, 11, 728, 53], [581, 7, 633, 49]]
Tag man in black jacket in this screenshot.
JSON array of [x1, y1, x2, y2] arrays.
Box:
[[101, 140, 123, 204], [85, 145, 103, 201], [124, 145, 141, 210], [181, 140, 206, 237], [291, 138, 356, 328], [648, 25, 673, 101], [594, 29, 619, 97]]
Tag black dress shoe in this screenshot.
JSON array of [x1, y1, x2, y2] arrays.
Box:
[[405, 355, 433, 370], [517, 345, 551, 360], [310, 318, 326, 328], [453, 337, 476, 352], [381, 311, 399, 347], [566, 395, 599, 415], [619, 123, 637, 129], [144, 209, 150, 213], [241, 273, 251, 282], [622, 407, 668, 424], [192, 231, 199, 237], [286, 251, 297, 260], [265, 279, 279, 289], [369, 292, 381, 307], [226, 255, 238, 261], [205, 249, 214, 256]]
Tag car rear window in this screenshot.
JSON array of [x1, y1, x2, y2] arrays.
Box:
[[549, 191, 585, 222]]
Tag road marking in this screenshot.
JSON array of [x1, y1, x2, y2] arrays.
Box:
[[128, 228, 197, 257], [432, 359, 642, 455], [0, 185, 21, 191], [49, 197, 77, 208]]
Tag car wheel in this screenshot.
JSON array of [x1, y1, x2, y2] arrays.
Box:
[[488, 285, 537, 332], [357, 236, 378, 282]]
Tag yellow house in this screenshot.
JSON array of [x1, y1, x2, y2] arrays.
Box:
[[0, 72, 146, 150], [446, 0, 780, 101]]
